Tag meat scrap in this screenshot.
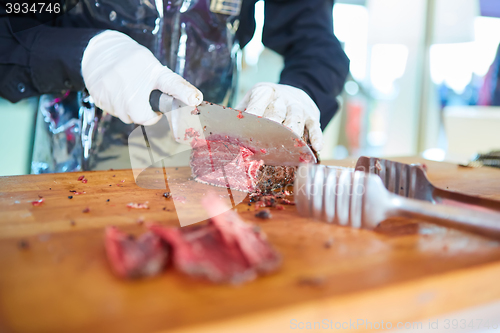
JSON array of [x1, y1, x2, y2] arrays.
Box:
[[127, 202, 149, 209], [69, 190, 86, 195], [294, 138, 306, 147], [105, 226, 169, 279], [184, 128, 200, 140], [32, 198, 45, 206], [149, 194, 281, 284]]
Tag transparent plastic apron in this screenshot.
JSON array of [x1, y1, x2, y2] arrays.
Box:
[[31, 0, 241, 173]]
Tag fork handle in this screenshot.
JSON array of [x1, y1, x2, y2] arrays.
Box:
[[390, 196, 500, 238], [433, 188, 500, 213]]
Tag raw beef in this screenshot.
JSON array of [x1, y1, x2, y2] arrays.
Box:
[[104, 226, 169, 279], [189, 138, 264, 193], [149, 194, 281, 284], [189, 129, 318, 193]]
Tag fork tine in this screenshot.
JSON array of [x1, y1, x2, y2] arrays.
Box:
[[387, 161, 397, 193], [312, 165, 326, 221], [409, 166, 418, 199], [379, 159, 387, 187], [399, 164, 410, 197], [324, 167, 338, 223], [350, 171, 365, 228], [336, 170, 352, 226], [295, 163, 314, 216]]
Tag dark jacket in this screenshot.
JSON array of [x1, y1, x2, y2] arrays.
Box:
[[0, 0, 349, 128]]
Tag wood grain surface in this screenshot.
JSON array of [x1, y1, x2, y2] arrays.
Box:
[[1, 158, 500, 333]]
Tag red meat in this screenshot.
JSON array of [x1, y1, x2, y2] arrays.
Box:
[[104, 226, 169, 279], [31, 198, 45, 206], [184, 128, 200, 140], [149, 194, 281, 284], [189, 138, 264, 193]]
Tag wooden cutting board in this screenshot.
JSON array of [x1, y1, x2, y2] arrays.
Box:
[[1, 158, 500, 333]]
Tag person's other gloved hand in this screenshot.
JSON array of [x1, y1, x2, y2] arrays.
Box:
[[236, 83, 323, 152], [82, 30, 203, 125]]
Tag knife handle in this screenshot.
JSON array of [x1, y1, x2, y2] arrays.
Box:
[[149, 90, 174, 113]]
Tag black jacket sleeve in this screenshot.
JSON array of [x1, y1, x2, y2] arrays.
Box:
[[262, 0, 349, 130], [0, 15, 100, 103]]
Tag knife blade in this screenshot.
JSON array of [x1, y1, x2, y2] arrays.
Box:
[[150, 90, 317, 166]]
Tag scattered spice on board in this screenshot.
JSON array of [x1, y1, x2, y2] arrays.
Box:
[[324, 238, 334, 249], [68, 196, 73, 199], [280, 199, 295, 205], [251, 192, 295, 210], [82, 207, 90, 213], [255, 209, 272, 219], [18, 240, 30, 250]]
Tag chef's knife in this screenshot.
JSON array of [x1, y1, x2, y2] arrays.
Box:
[[149, 90, 316, 166]]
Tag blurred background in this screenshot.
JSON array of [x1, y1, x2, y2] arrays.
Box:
[[1, 0, 499, 176]]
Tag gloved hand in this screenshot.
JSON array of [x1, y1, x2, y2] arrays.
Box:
[[236, 83, 323, 152], [82, 30, 203, 125]]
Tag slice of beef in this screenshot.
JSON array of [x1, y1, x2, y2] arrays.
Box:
[[149, 194, 281, 284], [104, 226, 169, 279], [189, 129, 318, 193], [189, 138, 264, 193]]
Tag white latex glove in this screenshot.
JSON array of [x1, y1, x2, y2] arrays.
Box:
[[82, 30, 203, 125], [236, 83, 323, 151]]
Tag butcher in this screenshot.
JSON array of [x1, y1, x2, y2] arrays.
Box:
[[0, 0, 349, 173]]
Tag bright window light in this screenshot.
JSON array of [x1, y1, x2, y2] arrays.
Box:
[[333, 4, 368, 82], [370, 44, 409, 95], [430, 43, 474, 94], [429, 16, 500, 94], [473, 16, 500, 77]]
